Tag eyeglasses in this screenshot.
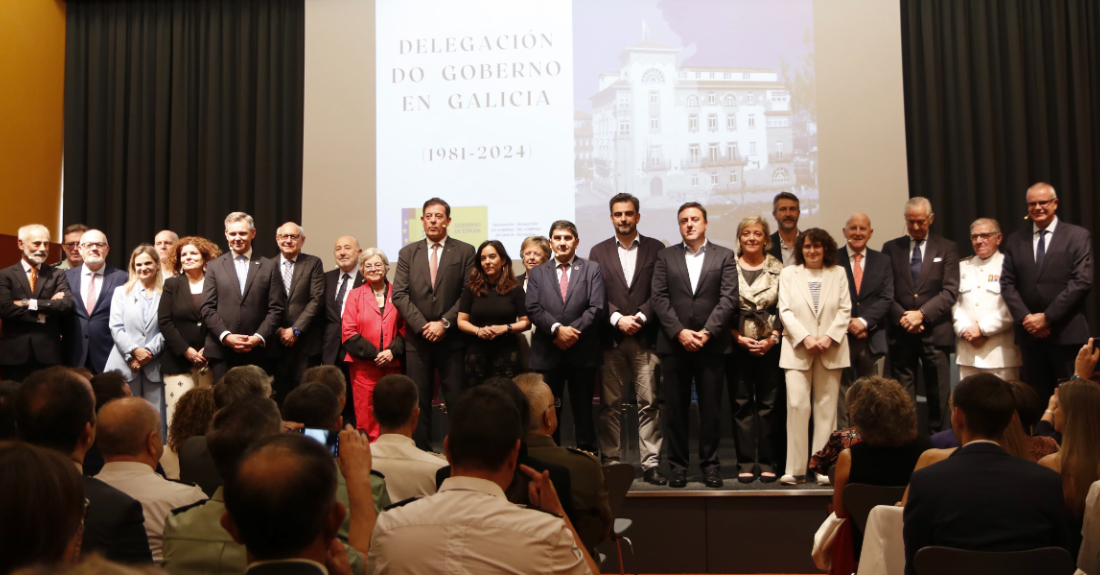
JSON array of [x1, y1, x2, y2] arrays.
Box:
[[1027, 199, 1055, 209], [362, 263, 386, 271], [81, 242, 107, 249], [969, 233, 1000, 241], [551, 397, 562, 408], [63, 242, 80, 248], [276, 234, 302, 241], [905, 218, 930, 226]]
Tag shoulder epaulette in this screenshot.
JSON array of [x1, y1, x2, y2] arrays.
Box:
[[522, 505, 563, 519], [383, 496, 420, 511], [170, 499, 211, 515], [166, 477, 200, 488], [565, 446, 599, 460], [370, 469, 386, 479]]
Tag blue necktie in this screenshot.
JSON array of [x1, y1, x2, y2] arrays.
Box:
[[1036, 230, 1048, 268], [910, 239, 923, 286]]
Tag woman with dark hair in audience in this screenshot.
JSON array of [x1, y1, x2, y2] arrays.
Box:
[[159, 236, 221, 432], [808, 380, 870, 481], [1039, 377, 1100, 554], [999, 380, 1060, 462], [160, 387, 217, 480], [0, 441, 86, 574], [89, 371, 132, 412], [778, 228, 851, 485], [456, 240, 530, 385]]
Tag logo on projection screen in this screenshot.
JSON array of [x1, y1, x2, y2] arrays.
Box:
[[402, 206, 488, 247]]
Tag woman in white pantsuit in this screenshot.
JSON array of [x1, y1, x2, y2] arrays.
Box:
[[777, 228, 851, 485], [105, 244, 166, 438]]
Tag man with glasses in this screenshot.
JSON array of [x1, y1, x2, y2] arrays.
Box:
[[1000, 182, 1093, 401], [882, 197, 959, 433], [54, 223, 89, 270], [952, 218, 1020, 381], [64, 229, 127, 373], [270, 222, 325, 403]]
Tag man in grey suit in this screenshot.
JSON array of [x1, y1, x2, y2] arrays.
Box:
[[200, 212, 286, 381], [64, 229, 128, 373], [526, 220, 606, 453], [651, 203, 738, 488], [270, 222, 326, 403], [836, 213, 894, 427], [391, 198, 477, 450]]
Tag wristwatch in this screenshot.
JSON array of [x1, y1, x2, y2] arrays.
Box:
[[506, 324, 513, 333], [441, 318, 451, 329], [292, 327, 301, 337], [20, 299, 28, 307]]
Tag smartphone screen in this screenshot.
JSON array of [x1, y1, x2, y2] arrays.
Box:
[[299, 428, 340, 458]]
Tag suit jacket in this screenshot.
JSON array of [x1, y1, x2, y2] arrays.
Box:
[[650, 241, 739, 355], [0, 262, 72, 366], [838, 247, 894, 356], [525, 256, 606, 369], [83, 475, 154, 564], [1000, 220, 1093, 347], [200, 251, 286, 360], [588, 235, 663, 349], [902, 442, 1070, 575], [103, 286, 165, 381], [391, 237, 477, 352], [322, 268, 366, 365], [881, 234, 960, 347], [158, 275, 208, 376], [63, 266, 127, 371], [767, 230, 786, 263], [276, 253, 326, 356], [342, 282, 406, 364], [778, 265, 852, 370]]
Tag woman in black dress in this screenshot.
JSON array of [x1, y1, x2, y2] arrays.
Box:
[[457, 240, 530, 387]]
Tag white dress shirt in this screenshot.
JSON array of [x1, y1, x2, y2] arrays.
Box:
[[337, 270, 355, 316], [908, 236, 926, 261], [685, 240, 709, 293], [95, 461, 207, 563], [1033, 216, 1059, 259], [609, 236, 647, 328], [778, 234, 795, 266], [952, 251, 1021, 368], [426, 236, 449, 273], [370, 434, 448, 503], [366, 476, 589, 575], [81, 264, 106, 311]]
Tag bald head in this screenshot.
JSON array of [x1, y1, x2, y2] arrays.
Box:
[[154, 230, 179, 262], [96, 397, 162, 464], [79, 229, 110, 270], [843, 212, 874, 252], [514, 373, 555, 433], [333, 235, 362, 273], [277, 222, 306, 259]]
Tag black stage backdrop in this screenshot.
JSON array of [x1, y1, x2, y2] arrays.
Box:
[[63, 0, 304, 266], [901, 0, 1100, 328]]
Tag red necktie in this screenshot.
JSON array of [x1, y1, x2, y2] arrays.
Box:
[[558, 263, 569, 301], [853, 253, 864, 295]]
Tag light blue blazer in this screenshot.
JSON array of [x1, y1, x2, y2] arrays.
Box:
[[104, 285, 165, 382]]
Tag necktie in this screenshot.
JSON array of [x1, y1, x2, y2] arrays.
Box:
[[28, 266, 38, 294], [910, 239, 923, 286], [853, 253, 864, 295], [429, 244, 439, 289], [86, 272, 96, 315], [558, 263, 570, 301], [236, 255, 248, 296], [282, 260, 294, 296], [1036, 230, 1048, 268], [336, 273, 350, 315]]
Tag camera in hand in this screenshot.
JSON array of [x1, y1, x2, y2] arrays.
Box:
[[298, 428, 340, 458]]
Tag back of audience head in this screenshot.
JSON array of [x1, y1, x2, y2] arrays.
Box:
[[513, 373, 555, 434], [1055, 378, 1100, 517], [848, 376, 917, 447], [481, 376, 530, 440], [0, 381, 20, 441], [168, 387, 216, 453], [991, 380, 1045, 460], [0, 441, 86, 575], [951, 373, 1016, 441], [206, 396, 283, 481], [213, 366, 273, 409], [90, 371, 132, 412], [15, 367, 96, 459], [446, 385, 523, 476], [222, 433, 341, 562], [95, 398, 162, 466], [12, 555, 161, 575], [67, 367, 94, 382], [282, 383, 341, 430], [301, 365, 347, 411], [373, 374, 419, 434]]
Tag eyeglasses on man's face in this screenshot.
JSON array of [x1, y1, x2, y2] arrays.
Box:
[[276, 234, 302, 241], [1026, 199, 1055, 209], [969, 233, 999, 241], [81, 242, 107, 249]]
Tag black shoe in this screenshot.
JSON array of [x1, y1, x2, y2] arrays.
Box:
[[737, 473, 756, 484], [704, 470, 723, 489], [669, 472, 688, 488], [643, 468, 669, 486], [759, 472, 779, 484]]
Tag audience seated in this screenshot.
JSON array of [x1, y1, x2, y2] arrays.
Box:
[[301, 365, 350, 415], [368, 374, 446, 502], [367, 385, 600, 575], [83, 370, 135, 475], [903, 373, 1070, 575], [1078, 479, 1100, 575], [1038, 377, 1100, 556], [15, 366, 152, 564], [0, 441, 86, 575], [1002, 380, 1060, 462], [94, 397, 207, 563], [808, 380, 871, 480], [162, 387, 216, 479], [515, 373, 612, 549], [0, 381, 19, 440], [12, 555, 163, 575]]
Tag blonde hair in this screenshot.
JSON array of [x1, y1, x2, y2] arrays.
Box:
[[520, 236, 551, 262], [735, 216, 772, 256], [123, 244, 163, 294]]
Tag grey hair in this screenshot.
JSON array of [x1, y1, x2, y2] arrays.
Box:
[[904, 197, 933, 217], [17, 224, 50, 242], [1028, 182, 1057, 200], [359, 248, 390, 273], [278, 222, 305, 237], [224, 212, 256, 231], [969, 218, 1001, 234]]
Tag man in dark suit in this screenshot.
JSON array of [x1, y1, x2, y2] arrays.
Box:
[[200, 212, 286, 381], [0, 224, 73, 381], [1000, 182, 1093, 401], [64, 229, 127, 373], [651, 203, 738, 488], [588, 193, 667, 485], [322, 235, 366, 427], [16, 366, 153, 564], [882, 197, 960, 432], [767, 191, 801, 266], [836, 213, 894, 427], [392, 198, 477, 450], [903, 374, 1070, 575], [526, 220, 606, 454], [270, 222, 326, 402]]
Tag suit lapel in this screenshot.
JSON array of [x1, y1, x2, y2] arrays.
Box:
[[563, 258, 584, 306], [818, 268, 837, 317], [671, 243, 692, 295], [414, 241, 432, 291], [1036, 225, 1065, 280], [16, 264, 34, 299], [795, 266, 816, 314], [242, 254, 262, 298], [288, 257, 307, 298], [694, 245, 719, 296], [224, 255, 244, 299], [604, 242, 628, 289], [354, 272, 367, 289], [892, 239, 914, 294], [838, 251, 856, 297], [92, 270, 118, 314], [630, 237, 652, 289], [860, 251, 882, 296], [915, 237, 936, 291], [68, 269, 85, 312]]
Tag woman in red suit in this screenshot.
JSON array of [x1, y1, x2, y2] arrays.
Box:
[[342, 248, 406, 440]]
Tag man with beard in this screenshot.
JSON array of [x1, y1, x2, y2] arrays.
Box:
[[64, 229, 128, 373], [0, 224, 74, 381], [768, 191, 802, 267]]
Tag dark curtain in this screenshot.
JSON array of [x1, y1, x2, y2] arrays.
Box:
[[901, 0, 1100, 330], [64, 0, 304, 266]]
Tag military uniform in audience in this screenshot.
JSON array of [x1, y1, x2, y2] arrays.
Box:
[[525, 434, 613, 548], [371, 434, 447, 502]]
